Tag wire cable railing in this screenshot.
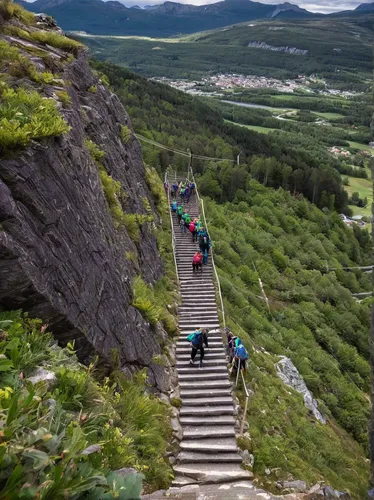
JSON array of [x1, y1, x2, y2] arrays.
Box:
[[165, 168, 179, 285]]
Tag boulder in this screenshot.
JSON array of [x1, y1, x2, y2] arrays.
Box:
[[170, 417, 183, 441], [276, 356, 326, 424], [27, 368, 56, 388], [282, 479, 307, 492]]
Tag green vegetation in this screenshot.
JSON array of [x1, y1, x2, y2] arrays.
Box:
[[0, 84, 70, 151], [344, 175, 373, 217], [0, 0, 35, 25], [56, 90, 72, 108], [132, 275, 178, 336], [0, 310, 173, 496], [88, 84, 97, 93], [28, 29, 83, 57], [121, 125, 132, 144], [82, 15, 374, 90], [90, 61, 354, 213], [198, 184, 370, 497]]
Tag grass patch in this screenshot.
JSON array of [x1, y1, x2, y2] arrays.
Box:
[[348, 141, 374, 155], [55, 90, 72, 107], [132, 276, 177, 336], [312, 111, 346, 121], [88, 84, 97, 93], [0, 0, 35, 25], [225, 120, 278, 134], [0, 83, 70, 151], [28, 30, 83, 56], [0, 310, 173, 496]]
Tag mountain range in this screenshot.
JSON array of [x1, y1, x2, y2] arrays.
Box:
[[18, 0, 374, 36]]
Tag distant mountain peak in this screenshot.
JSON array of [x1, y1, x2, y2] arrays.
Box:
[[355, 1, 374, 10]]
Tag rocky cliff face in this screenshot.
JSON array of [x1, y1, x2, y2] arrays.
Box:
[[247, 40, 308, 55], [0, 15, 169, 391]]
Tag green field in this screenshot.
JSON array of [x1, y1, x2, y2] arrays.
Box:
[[348, 141, 374, 155], [312, 111, 346, 121], [226, 120, 278, 134], [344, 176, 373, 217]]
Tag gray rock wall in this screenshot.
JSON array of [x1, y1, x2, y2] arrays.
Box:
[[0, 52, 168, 390]]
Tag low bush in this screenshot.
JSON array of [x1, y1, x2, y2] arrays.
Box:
[[56, 90, 72, 107], [120, 125, 132, 144], [88, 84, 97, 93], [0, 310, 173, 495], [0, 84, 70, 151], [28, 30, 83, 56]]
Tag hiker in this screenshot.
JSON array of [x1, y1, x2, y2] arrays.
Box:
[[232, 342, 248, 374], [202, 248, 209, 265], [180, 217, 187, 233], [188, 327, 209, 369], [171, 199, 177, 213], [228, 334, 241, 364], [189, 220, 197, 242], [164, 181, 169, 195], [192, 251, 203, 272], [177, 204, 183, 223], [182, 212, 191, 226], [225, 328, 233, 358], [199, 229, 210, 254]]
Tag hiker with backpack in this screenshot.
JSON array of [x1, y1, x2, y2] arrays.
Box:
[[187, 327, 209, 369], [189, 220, 197, 242], [228, 334, 241, 364], [192, 251, 203, 272], [232, 342, 248, 374], [171, 199, 178, 213], [199, 230, 210, 255], [177, 204, 183, 223]]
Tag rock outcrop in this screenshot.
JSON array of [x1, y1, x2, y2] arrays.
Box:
[[248, 41, 308, 55], [0, 19, 169, 390], [276, 356, 326, 424]]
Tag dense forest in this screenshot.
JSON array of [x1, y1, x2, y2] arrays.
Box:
[[92, 61, 352, 213]]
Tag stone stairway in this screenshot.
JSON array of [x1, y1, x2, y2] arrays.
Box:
[[169, 175, 251, 486]]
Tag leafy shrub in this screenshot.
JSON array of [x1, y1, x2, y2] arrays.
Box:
[[0, 0, 35, 24], [29, 30, 83, 56], [120, 125, 132, 144], [88, 85, 97, 93], [132, 276, 162, 325], [0, 84, 70, 151], [56, 90, 72, 107], [0, 310, 172, 495]]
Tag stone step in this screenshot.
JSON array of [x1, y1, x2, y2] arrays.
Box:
[[176, 342, 224, 349], [172, 463, 252, 484], [178, 372, 229, 381], [181, 397, 233, 406], [176, 346, 224, 353], [179, 379, 231, 389], [177, 359, 225, 368], [177, 366, 227, 373], [177, 353, 226, 360], [180, 438, 238, 453], [180, 406, 234, 416], [180, 415, 235, 426], [178, 451, 242, 464], [183, 426, 235, 439], [180, 388, 232, 398]]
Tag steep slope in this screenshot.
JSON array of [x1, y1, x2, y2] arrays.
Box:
[[0, 5, 174, 392]]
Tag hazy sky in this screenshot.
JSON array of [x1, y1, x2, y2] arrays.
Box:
[[26, 0, 373, 14]]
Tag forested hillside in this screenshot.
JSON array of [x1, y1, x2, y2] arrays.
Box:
[[92, 61, 351, 213], [92, 60, 371, 496], [83, 15, 374, 90]]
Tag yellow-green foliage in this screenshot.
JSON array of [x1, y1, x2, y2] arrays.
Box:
[[145, 165, 168, 217], [88, 85, 97, 93], [0, 0, 35, 24], [132, 276, 177, 336], [142, 196, 152, 214], [120, 124, 132, 144], [28, 30, 83, 56], [125, 250, 137, 263], [84, 138, 105, 162], [0, 84, 70, 151], [56, 90, 72, 108], [0, 310, 173, 494]]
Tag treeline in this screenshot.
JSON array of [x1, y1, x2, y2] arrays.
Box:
[[91, 60, 351, 213]]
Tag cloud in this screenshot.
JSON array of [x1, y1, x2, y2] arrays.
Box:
[[24, 0, 372, 14]]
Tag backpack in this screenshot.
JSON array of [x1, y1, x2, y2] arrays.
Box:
[[185, 215, 191, 224], [191, 330, 203, 347], [189, 223, 195, 233], [193, 253, 202, 263], [235, 344, 248, 361], [186, 332, 195, 342], [177, 206, 183, 215]]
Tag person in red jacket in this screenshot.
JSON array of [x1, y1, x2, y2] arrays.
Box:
[[192, 251, 203, 272], [189, 221, 197, 242]]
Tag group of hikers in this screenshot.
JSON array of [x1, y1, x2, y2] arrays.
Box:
[[164, 179, 196, 203], [170, 198, 212, 272], [186, 326, 248, 371]]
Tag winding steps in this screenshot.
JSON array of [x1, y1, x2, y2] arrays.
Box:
[[168, 175, 252, 487]]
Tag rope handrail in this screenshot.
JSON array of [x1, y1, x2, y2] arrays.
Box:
[[188, 166, 226, 329]]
